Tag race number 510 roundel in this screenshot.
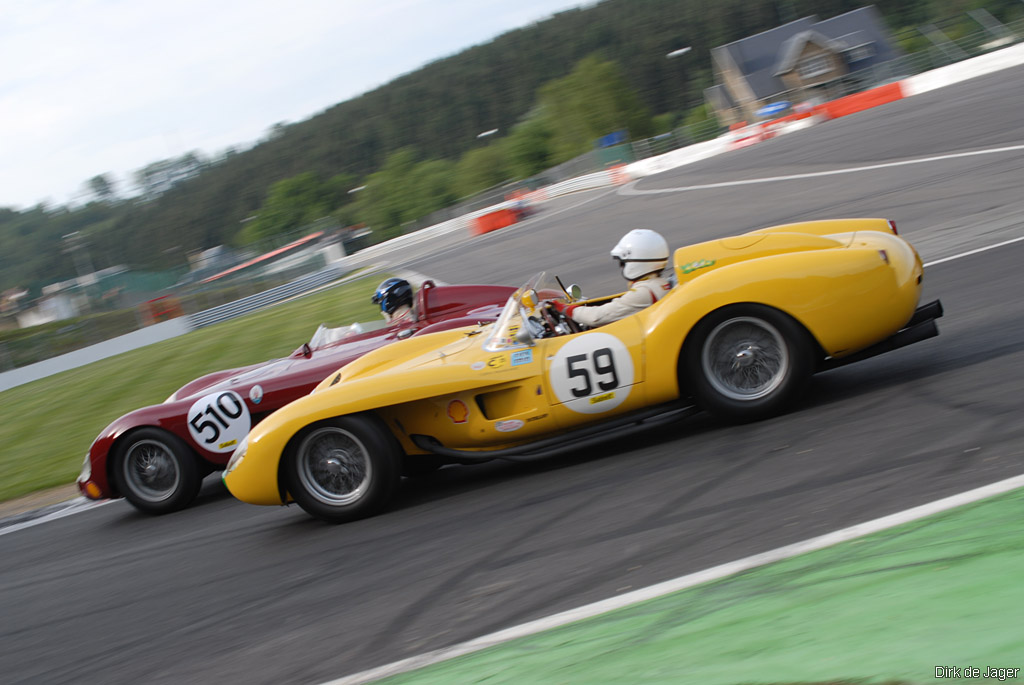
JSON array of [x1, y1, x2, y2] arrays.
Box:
[[549, 332, 634, 414], [186, 390, 252, 453]]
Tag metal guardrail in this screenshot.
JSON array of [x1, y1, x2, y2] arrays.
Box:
[[186, 265, 349, 329]]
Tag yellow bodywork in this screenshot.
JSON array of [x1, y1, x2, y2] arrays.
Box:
[[224, 218, 924, 506]]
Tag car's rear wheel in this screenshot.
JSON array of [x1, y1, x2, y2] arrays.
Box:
[[686, 304, 812, 421], [113, 428, 203, 514], [285, 416, 400, 523]]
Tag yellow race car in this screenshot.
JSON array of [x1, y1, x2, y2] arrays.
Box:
[[224, 218, 943, 522]]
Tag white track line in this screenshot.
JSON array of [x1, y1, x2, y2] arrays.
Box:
[[328, 472, 1024, 685], [924, 235, 1024, 267], [620, 143, 1024, 195]]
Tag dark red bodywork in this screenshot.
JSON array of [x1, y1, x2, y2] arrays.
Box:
[[78, 282, 515, 500]]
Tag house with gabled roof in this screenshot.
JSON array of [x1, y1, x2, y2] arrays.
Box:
[[705, 5, 902, 126]]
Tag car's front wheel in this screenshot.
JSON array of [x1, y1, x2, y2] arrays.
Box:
[[113, 428, 204, 514], [284, 416, 400, 523], [686, 304, 813, 421]]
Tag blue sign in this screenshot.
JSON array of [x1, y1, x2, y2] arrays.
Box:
[[755, 101, 790, 117]]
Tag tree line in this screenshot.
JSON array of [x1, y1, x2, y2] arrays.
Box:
[[2, 0, 1020, 298]]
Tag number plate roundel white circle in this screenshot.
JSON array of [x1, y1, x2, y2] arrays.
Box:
[[549, 332, 634, 413], [186, 390, 252, 453]]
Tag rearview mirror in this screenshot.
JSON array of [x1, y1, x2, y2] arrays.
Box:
[[567, 283, 582, 301]]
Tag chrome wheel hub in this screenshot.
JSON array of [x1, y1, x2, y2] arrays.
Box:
[[297, 427, 372, 506], [702, 316, 789, 401], [124, 439, 181, 503]]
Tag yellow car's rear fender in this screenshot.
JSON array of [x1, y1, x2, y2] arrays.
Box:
[[643, 242, 921, 403]]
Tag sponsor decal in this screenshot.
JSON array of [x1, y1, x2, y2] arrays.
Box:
[[494, 419, 524, 433], [526, 413, 548, 423], [471, 361, 486, 371], [680, 258, 716, 274], [447, 399, 469, 424], [511, 349, 533, 366], [487, 354, 507, 369], [589, 392, 615, 404], [187, 391, 252, 454], [248, 384, 264, 404]]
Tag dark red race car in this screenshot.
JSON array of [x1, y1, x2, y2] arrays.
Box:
[[77, 281, 515, 514]]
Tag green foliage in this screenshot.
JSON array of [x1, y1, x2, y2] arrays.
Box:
[[406, 159, 459, 221], [239, 171, 354, 245], [683, 102, 713, 128], [651, 112, 677, 135], [455, 144, 511, 198], [537, 55, 653, 164], [505, 113, 555, 179], [86, 174, 116, 202]]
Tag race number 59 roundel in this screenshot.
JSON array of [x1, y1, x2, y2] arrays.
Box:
[[549, 332, 634, 413], [186, 390, 252, 453]]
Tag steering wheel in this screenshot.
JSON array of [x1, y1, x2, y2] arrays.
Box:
[[542, 301, 582, 334]]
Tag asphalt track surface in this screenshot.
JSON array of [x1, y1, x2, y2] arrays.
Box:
[[2, 65, 1023, 684]]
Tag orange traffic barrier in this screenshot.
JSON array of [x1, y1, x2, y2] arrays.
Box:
[[470, 208, 519, 236], [815, 82, 905, 120]]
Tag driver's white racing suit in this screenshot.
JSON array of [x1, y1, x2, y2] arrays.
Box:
[[569, 275, 672, 328]]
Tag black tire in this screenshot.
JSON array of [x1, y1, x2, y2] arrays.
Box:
[[686, 304, 813, 421], [284, 416, 400, 523], [113, 428, 203, 514]]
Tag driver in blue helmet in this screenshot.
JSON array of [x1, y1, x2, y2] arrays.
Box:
[[372, 277, 415, 323]]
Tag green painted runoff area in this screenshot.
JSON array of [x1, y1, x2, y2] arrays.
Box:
[[386, 487, 1024, 684]]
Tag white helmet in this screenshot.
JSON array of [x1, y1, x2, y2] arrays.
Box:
[[611, 229, 670, 280]]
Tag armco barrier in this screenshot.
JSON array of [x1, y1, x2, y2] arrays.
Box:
[[187, 265, 349, 329]]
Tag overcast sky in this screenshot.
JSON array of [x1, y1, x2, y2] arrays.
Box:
[[0, 0, 589, 210]]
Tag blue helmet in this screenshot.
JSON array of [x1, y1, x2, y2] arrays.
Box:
[[372, 278, 413, 316]]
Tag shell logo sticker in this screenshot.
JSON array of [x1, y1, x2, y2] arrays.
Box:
[[187, 391, 252, 454], [447, 399, 469, 424], [549, 332, 634, 414]]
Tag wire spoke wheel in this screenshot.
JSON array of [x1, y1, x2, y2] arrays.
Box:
[[114, 428, 202, 514], [687, 305, 812, 421], [296, 427, 373, 506], [122, 439, 183, 503], [286, 416, 401, 523], [702, 316, 789, 400]]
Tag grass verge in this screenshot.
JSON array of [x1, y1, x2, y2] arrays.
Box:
[[0, 274, 384, 502]]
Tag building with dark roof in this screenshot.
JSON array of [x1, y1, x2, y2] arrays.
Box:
[[705, 5, 901, 126]]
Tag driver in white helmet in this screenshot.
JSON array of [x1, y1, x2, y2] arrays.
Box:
[[552, 229, 672, 328]]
